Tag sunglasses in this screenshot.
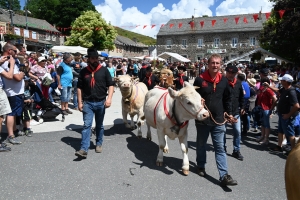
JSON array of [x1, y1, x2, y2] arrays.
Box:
[[10, 49, 17, 53]]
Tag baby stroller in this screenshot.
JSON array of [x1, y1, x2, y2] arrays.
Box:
[[31, 81, 65, 122]]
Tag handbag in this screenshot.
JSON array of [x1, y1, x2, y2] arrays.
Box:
[[42, 73, 53, 86]]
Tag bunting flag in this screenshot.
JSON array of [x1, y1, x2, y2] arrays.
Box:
[[265, 12, 271, 19], [212, 20, 216, 27], [243, 17, 248, 23], [200, 21, 204, 27], [169, 24, 174, 28], [136, 25, 140, 28], [278, 10, 285, 18], [151, 25, 156, 29], [160, 24, 165, 28], [234, 17, 240, 24], [143, 25, 147, 29], [223, 18, 228, 23], [253, 14, 259, 22], [178, 23, 183, 28]]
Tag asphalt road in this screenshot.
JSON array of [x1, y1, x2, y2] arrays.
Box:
[[0, 115, 287, 200]]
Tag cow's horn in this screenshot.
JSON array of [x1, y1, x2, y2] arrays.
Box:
[[194, 86, 200, 89]]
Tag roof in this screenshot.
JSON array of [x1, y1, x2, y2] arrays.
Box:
[[115, 35, 147, 47], [0, 8, 59, 32], [158, 13, 268, 36]]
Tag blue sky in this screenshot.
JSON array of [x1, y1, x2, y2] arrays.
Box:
[[20, 0, 273, 38]]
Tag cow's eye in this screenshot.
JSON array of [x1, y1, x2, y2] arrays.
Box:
[[187, 101, 192, 105]]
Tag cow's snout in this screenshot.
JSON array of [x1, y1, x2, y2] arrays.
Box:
[[123, 83, 130, 88], [202, 111, 209, 119]]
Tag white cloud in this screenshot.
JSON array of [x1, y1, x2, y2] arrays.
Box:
[[216, 0, 274, 16], [95, 0, 214, 38]]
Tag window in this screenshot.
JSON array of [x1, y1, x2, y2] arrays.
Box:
[[166, 39, 172, 49], [52, 35, 56, 41], [197, 39, 203, 47], [182, 39, 187, 48], [45, 33, 50, 40], [214, 38, 220, 48], [250, 37, 256, 46], [232, 38, 238, 47]]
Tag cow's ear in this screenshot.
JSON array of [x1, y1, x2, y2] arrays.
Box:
[[168, 87, 180, 98], [183, 81, 192, 87], [134, 78, 139, 84]]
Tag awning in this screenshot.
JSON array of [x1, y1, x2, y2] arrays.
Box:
[[158, 52, 191, 62], [225, 47, 293, 65]]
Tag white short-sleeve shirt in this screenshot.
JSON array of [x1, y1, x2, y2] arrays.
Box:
[[1, 61, 24, 96]]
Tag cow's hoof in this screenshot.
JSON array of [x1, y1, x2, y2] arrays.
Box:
[[156, 161, 163, 166], [163, 148, 169, 153], [146, 137, 152, 141], [137, 136, 142, 139], [182, 170, 189, 176], [125, 124, 131, 129]]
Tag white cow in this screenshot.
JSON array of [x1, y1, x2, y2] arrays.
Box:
[[142, 82, 209, 175], [115, 75, 148, 136]]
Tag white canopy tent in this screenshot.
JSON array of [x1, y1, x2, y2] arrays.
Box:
[[145, 56, 165, 61], [50, 46, 109, 57], [225, 47, 293, 65], [158, 52, 191, 62]]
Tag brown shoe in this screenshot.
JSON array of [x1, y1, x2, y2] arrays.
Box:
[[75, 149, 87, 158], [66, 109, 73, 114], [95, 145, 102, 153]]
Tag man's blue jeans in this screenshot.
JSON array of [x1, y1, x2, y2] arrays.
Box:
[[196, 123, 228, 179], [73, 79, 78, 108], [225, 114, 241, 152], [80, 100, 106, 152], [241, 112, 250, 134], [48, 87, 54, 103]]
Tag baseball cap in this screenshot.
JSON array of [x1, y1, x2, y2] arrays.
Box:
[[38, 56, 46, 62], [278, 74, 293, 82], [225, 65, 238, 73], [260, 68, 269, 75]]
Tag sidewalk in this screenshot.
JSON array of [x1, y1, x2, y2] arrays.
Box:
[[28, 89, 124, 133]]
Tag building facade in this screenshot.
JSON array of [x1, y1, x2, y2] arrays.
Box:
[[157, 13, 268, 62], [0, 8, 61, 52]]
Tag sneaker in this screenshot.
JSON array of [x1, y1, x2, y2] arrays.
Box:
[[30, 120, 41, 126], [7, 136, 22, 145], [25, 130, 33, 137], [14, 129, 25, 136], [220, 174, 238, 186], [75, 149, 87, 158], [95, 145, 102, 153], [62, 110, 69, 115], [253, 128, 258, 132], [0, 144, 11, 152], [282, 145, 291, 152], [269, 145, 283, 152], [198, 168, 206, 177], [66, 109, 73, 114], [232, 151, 244, 161]]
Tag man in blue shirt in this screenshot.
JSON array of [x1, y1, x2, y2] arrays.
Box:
[[238, 74, 251, 136]]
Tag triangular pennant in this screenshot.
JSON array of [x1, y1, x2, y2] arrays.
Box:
[[234, 17, 240, 24], [265, 12, 271, 20], [169, 24, 174, 28], [243, 17, 248, 23], [178, 23, 182, 28], [253, 14, 258, 22], [200, 21, 204, 28], [143, 25, 147, 29], [223, 18, 228, 23], [160, 24, 165, 28], [278, 10, 285, 18], [136, 25, 140, 28], [151, 25, 156, 29], [212, 20, 216, 27]]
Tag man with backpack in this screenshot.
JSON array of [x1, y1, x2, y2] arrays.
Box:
[[265, 74, 299, 154]]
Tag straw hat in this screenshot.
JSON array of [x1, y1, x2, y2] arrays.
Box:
[[270, 75, 278, 82], [247, 78, 257, 87]]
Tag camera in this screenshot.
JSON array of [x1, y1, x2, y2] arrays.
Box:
[[6, 56, 10, 59]]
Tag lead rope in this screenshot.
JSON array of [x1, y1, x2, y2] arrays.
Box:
[[203, 104, 237, 125]]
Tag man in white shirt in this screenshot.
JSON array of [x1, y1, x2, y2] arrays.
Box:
[[1, 43, 25, 145]]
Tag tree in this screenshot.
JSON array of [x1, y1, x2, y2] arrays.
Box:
[[0, 0, 21, 11], [65, 11, 117, 51], [259, 0, 300, 63], [26, 0, 95, 33]]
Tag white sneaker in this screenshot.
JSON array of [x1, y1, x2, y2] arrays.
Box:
[[30, 120, 40, 126]]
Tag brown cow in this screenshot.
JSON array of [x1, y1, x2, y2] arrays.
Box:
[[285, 138, 300, 200], [159, 69, 174, 89]]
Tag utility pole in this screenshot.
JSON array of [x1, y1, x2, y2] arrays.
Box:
[[8, 0, 14, 26], [25, 0, 28, 30]]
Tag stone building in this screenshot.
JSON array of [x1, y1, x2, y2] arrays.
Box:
[[156, 13, 268, 62], [108, 35, 148, 58]]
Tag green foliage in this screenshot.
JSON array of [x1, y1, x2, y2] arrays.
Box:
[[26, 0, 95, 33], [259, 0, 300, 63], [0, 0, 21, 10], [115, 27, 156, 45], [65, 11, 117, 51]]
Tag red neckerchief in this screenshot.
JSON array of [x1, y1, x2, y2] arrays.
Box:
[[178, 73, 184, 86], [228, 78, 237, 88], [86, 64, 102, 87], [142, 65, 147, 69], [200, 70, 222, 92], [146, 73, 152, 86]]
